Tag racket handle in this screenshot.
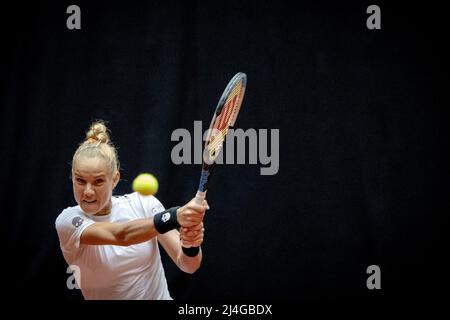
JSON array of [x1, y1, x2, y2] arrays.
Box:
[[194, 190, 206, 205], [181, 190, 207, 249]]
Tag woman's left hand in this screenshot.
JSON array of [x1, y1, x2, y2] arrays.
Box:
[[180, 222, 204, 248]]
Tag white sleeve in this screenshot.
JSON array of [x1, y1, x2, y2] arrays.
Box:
[[55, 208, 95, 263], [132, 192, 166, 218]]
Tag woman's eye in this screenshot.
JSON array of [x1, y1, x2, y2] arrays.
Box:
[[76, 178, 85, 184], [95, 179, 104, 185]]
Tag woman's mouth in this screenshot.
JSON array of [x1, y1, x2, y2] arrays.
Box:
[[83, 200, 97, 204]]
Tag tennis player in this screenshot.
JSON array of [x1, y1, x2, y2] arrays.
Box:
[[55, 121, 208, 300]]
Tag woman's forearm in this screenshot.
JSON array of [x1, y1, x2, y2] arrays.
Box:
[[177, 248, 203, 274], [116, 218, 159, 245]]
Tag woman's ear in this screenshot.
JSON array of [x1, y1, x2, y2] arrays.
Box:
[[113, 170, 120, 188]]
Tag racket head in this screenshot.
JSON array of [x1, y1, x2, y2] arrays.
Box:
[[203, 72, 247, 165]]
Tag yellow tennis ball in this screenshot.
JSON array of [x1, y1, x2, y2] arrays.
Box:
[[132, 173, 159, 196]]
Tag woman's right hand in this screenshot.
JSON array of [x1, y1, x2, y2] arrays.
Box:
[[176, 198, 209, 227]]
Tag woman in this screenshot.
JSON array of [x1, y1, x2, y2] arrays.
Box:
[[55, 121, 208, 300]]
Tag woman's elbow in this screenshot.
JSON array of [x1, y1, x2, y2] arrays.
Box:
[[182, 267, 198, 274], [180, 262, 202, 274]]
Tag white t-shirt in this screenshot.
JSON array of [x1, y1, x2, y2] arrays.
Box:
[[55, 192, 172, 300]]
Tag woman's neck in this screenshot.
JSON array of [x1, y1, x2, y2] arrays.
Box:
[[95, 200, 112, 216]]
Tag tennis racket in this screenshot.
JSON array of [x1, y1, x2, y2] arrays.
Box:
[[182, 72, 247, 250]]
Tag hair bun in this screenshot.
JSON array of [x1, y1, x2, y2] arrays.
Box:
[[85, 121, 110, 144]]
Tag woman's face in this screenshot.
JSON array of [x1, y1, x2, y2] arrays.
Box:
[[72, 156, 120, 215]]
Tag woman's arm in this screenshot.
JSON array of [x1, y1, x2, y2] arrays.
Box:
[[158, 222, 204, 274], [80, 219, 158, 246], [80, 198, 207, 246]]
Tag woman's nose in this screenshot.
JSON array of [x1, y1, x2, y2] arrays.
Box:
[[84, 184, 94, 196]]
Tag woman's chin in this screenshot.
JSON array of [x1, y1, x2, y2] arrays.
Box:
[[80, 201, 99, 214]]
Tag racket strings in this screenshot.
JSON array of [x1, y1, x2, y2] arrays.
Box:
[[205, 77, 246, 159], [229, 83, 245, 125], [207, 82, 243, 154], [217, 96, 236, 130], [207, 127, 229, 154], [217, 83, 242, 130]]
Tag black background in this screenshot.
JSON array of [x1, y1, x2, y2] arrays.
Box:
[[1, 0, 447, 309]]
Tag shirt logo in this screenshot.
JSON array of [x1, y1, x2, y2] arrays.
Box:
[[162, 212, 170, 223], [72, 216, 84, 228], [152, 204, 164, 214]]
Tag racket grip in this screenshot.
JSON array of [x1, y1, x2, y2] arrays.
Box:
[[194, 190, 206, 205]]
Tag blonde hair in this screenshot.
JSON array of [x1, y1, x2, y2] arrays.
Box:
[[72, 121, 120, 175]]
